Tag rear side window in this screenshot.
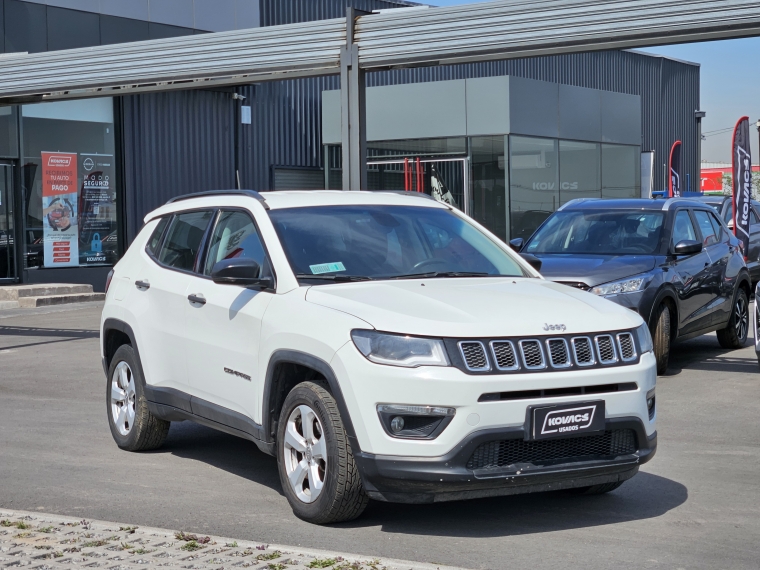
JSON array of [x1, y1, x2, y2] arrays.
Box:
[[158, 210, 213, 272], [693, 210, 718, 246], [707, 212, 727, 243], [146, 217, 169, 256], [203, 211, 269, 276]]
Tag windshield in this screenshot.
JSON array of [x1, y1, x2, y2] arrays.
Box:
[[268, 205, 528, 280], [524, 210, 665, 255]]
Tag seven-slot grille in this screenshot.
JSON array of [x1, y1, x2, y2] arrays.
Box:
[[458, 341, 489, 371], [455, 331, 638, 374], [466, 429, 637, 471]]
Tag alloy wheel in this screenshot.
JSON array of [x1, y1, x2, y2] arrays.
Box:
[[110, 361, 136, 436], [735, 296, 749, 342], [283, 404, 327, 503]]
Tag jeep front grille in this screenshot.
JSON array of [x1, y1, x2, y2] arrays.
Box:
[[466, 429, 637, 471], [572, 337, 595, 366], [519, 340, 546, 370], [595, 335, 617, 364], [546, 338, 571, 368], [458, 341, 489, 371], [617, 332, 636, 361], [491, 341, 519, 371]]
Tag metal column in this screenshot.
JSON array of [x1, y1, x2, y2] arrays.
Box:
[[340, 7, 367, 191]]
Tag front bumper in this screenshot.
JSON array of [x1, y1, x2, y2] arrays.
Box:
[[353, 416, 656, 504]]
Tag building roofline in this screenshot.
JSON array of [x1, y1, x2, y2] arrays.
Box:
[[624, 48, 700, 67]]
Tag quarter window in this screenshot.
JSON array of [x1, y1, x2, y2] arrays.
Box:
[[146, 217, 169, 256], [672, 210, 697, 246], [693, 210, 718, 246], [204, 211, 269, 276], [707, 212, 727, 243], [157, 210, 213, 272]]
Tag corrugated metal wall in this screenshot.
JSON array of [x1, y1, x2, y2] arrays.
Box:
[[120, 1, 699, 239], [122, 90, 235, 241]]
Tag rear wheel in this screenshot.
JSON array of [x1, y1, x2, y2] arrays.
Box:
[[106, 345, 170, 451], [717, 288, 749, 349], [652, 304, 671, 375], [276, 381, 368, 524]]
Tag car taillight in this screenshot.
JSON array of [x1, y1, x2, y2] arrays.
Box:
[[105, 269, 115, 294]]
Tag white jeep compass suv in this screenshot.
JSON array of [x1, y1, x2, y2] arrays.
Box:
[[101, 190, 657, 524]]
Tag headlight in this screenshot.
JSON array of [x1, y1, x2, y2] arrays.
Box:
[[636, 323, 653, 354], [590, 274, 653, 296], [351, 330, 450, 367]]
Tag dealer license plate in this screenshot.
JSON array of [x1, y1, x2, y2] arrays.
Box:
[[528, 400, 605, 440]]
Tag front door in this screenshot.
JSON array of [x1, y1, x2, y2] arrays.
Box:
[[671, 209, 713, 335], [0, 163, 16, 281]]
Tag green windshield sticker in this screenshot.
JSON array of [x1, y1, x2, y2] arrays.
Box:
[[309, 261, 346, 274]]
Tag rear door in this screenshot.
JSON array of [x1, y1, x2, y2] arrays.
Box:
[[670, 209, 713, 336], [693, 209, 732, 326], [183, 209, 275, 422], [133, 210, 214, 392]]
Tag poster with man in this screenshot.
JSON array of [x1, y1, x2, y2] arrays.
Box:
[[41, 152, 79, 267]]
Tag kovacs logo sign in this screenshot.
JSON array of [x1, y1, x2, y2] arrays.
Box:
[[47, 155, 72, 167], [541, 404, 597, 435], [532, 182, 579, 190]]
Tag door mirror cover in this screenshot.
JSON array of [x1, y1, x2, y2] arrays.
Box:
[[211, 258, 270, 287], [520, 253, 542, 272], [509, 238, 524, 252], [673, 239, 703, 256]]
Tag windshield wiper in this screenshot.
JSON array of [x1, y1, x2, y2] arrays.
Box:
[[296, 274, 373, 282], [390, 271, 490, 280]]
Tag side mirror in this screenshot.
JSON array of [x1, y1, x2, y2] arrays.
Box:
[[673, 239, 703, 256], [509, 238, 524, 252], [211, 258, 272, 288], [520, 253, 542, 272]]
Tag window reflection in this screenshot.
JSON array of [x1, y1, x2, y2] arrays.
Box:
[[509, 136, 558, 241]]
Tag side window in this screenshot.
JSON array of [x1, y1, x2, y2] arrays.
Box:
[[157, 210, 213, 272], [707, 212, 727, 243], [751, 209, 759, 225], [203, 210, 269, 276], [723, 202, 733, 224], [146, 217, 169, 256], [693, 210, 718, 247], [672, 210, 697, 247]]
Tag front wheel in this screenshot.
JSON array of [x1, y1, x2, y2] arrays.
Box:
[[717, 288, 749, 349], [652, 304, 671, 375], [277, 382, 368, 524]]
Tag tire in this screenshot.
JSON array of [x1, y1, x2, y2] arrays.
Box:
[[652, 303, 671, 375], [276, 381, 368, 524], [571, 481, 626, 495], [106, 344, 170, 451], [717, 288, 749, 349]]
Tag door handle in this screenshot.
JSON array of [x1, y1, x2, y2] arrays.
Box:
[[188, 293, 206, 305], [135, 280, 150, 290]]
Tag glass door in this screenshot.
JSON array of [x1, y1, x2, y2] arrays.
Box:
[[0, 163, 16, 281]]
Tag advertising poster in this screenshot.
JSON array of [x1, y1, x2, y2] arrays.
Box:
[[668, 140, 682, 198], [732, 116, 752, 258], [78, 154, 116, 266], [41, 152, 79, 267]]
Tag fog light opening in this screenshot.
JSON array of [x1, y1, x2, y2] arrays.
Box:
[[646, 388, 656, 420], [390, 416, 405, 433], [377, 404, 456, 439]]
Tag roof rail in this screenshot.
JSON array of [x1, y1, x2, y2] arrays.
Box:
[[166, 189, 269, 210], [558, 198, 597, 211], [376, 190, 439, 202]]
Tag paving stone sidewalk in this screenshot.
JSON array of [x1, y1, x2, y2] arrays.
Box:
[[0, 511, 465, 570]]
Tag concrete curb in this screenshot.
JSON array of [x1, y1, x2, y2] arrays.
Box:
[[0, 509, 470, 570]]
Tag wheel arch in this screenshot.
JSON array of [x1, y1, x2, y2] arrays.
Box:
[[262, 350, 359, 456], [102, 318, 147, 388], [647, 287, 679, 339]]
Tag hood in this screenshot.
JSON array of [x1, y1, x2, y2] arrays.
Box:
[[306, 278, 642, 338], [533, 254, 657, 288]]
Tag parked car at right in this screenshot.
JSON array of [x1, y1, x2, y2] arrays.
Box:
[[690, 195, 760, 285], [513, 198, 752, 374]]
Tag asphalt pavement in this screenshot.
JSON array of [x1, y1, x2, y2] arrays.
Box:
[[0, 302, 758, 570]]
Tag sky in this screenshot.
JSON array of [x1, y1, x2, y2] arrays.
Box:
[[429, 0, 760, 164]]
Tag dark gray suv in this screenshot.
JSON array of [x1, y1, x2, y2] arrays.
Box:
[[514, 198, 752, 374]]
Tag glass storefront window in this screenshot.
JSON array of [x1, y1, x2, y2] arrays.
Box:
[[602, 143, 641, 199], [21, 98, 118, 269], [0, 106, 19, 158], [471, 136, 507, 241], [559, 140, 601, 204], [509, 136, 558, 241]]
